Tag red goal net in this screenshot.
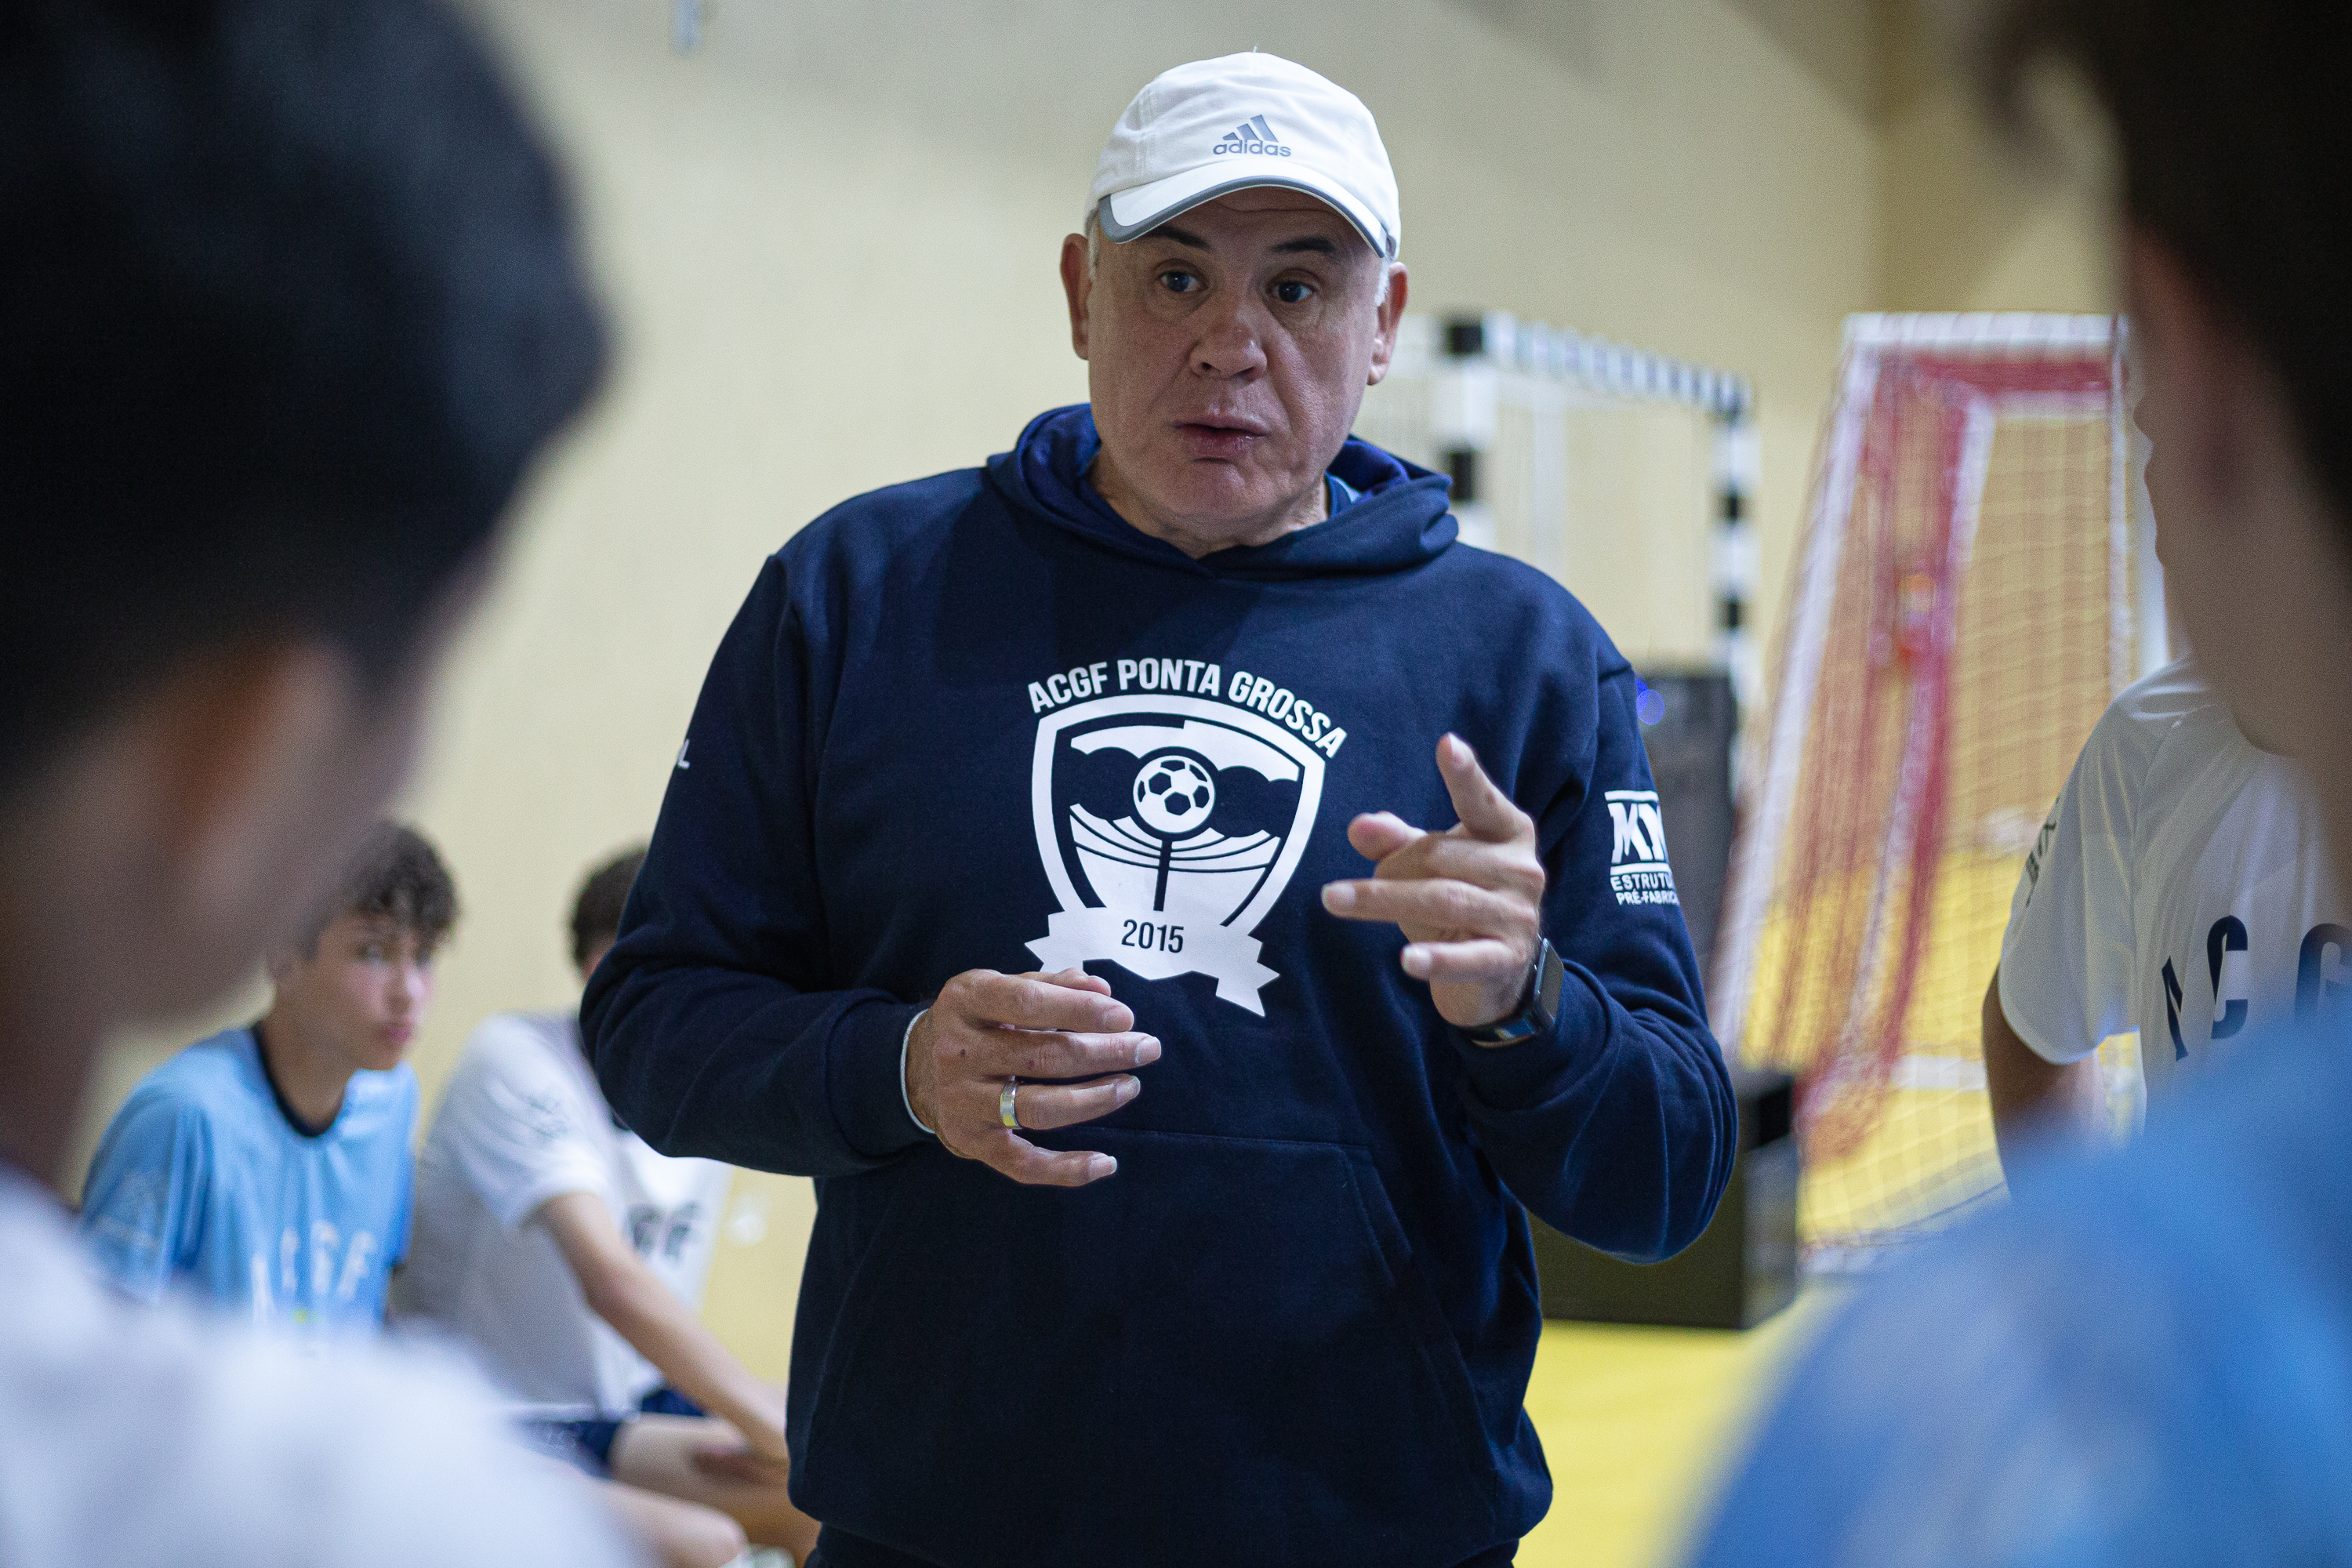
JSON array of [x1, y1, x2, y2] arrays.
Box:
[[1711, 314, 2154, 1266]]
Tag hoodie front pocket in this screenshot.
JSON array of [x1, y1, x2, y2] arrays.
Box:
[[799, 1129, 1500, 1568]]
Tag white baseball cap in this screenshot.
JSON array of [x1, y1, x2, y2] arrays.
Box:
[[1086, 53, 1401, 260]]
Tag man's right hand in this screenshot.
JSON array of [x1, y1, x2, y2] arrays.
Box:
[[906, 967, 1159, 1186]]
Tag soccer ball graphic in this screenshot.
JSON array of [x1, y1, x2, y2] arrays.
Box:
[[1131, 751, 1217, 838]]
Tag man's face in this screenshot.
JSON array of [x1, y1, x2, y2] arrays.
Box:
[[1063, 188, 1406, 551], [272, 913, 437, 1075]]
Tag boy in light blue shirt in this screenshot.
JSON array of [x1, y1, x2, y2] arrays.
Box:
[[81, 824, 456, 1331]]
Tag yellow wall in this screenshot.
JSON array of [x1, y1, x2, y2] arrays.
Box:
[[1876, 5, 2114, 314], [64, 0, 2102, 1385]]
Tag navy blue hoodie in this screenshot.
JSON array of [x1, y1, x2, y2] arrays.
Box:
[[586, 406, 1735, 1568]]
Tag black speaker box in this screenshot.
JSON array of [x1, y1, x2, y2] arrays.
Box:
[[1632, 666, 1737, 978], [1530, 1067, 1798, 1330]]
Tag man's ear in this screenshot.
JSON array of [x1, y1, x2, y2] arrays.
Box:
[[1367, 263, 1409, 387], [1060, 232, 1093, 361]]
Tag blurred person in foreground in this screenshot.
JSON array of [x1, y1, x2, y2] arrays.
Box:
[[0, 0, 626, 1563], [590, 49, 1735, 1568], [1690, 5, 2352, 1563], [81, 823, 454, 1331], [399, 847, 821, 1567]]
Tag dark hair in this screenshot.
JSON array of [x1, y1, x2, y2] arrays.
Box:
[[0, 0, 605, 797], [1983, 3, 2352, 519], [296, 822, 459, 956], [569, 844, 645, 971]]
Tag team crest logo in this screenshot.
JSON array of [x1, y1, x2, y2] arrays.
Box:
[[1026, 695, 1324, 1014]]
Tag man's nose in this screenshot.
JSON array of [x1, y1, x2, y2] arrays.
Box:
[[390, 963, 425, 1011], [1191, 290, 1269, 379]]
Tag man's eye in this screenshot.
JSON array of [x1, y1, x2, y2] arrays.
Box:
[[1273, 279, 1315, 306], [357, 945, 386, 961], [1158, 270, 1200, 294]]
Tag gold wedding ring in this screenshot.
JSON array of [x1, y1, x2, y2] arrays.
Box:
[[1000, 1076, 1021, 1131]]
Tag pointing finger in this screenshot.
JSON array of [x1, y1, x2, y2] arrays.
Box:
[[1437, 734, 1531, 845]]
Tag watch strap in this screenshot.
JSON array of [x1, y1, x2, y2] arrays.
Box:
[[1463, 938, 1563, 1047]]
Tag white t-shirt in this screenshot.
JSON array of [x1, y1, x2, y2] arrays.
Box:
[[1999, 658, 2348, 1099], [392, 1011, 732, 1419], [0, 1170, 637, 1566]]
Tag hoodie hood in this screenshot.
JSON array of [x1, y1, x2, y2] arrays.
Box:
[[985, 404, 1457, 580]]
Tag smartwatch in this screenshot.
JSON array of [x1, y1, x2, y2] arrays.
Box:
[[1462, 938, 1565, 1047]]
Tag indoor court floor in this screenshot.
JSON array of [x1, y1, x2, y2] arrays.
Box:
[[1516, 1288, 1837, 1568]]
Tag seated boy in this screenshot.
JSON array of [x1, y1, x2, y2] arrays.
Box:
[[397, 847, 819, 1566], [81, 824, 454, 1329], [1983, 653, 2347, 1178]]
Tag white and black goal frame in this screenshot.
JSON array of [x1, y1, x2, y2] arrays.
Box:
[[1378, 310, 1760, 706]]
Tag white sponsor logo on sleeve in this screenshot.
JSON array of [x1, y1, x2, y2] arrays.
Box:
[[1606, 789, 1679, 907]]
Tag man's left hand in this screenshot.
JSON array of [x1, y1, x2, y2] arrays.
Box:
[[1320, 734, 1546, 1033]]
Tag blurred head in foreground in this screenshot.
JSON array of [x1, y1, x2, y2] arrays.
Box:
[[1987, 2, 2352, 848], [0, 0, 604, 1180]]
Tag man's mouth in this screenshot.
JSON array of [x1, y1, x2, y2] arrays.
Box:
[[1173, 416, 1269, 457]]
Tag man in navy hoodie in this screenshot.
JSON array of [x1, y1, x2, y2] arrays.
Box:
[[588, 49, 1735, 1568]]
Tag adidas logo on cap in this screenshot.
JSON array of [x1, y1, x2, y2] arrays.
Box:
[[1212, 114, 1292, 158]]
